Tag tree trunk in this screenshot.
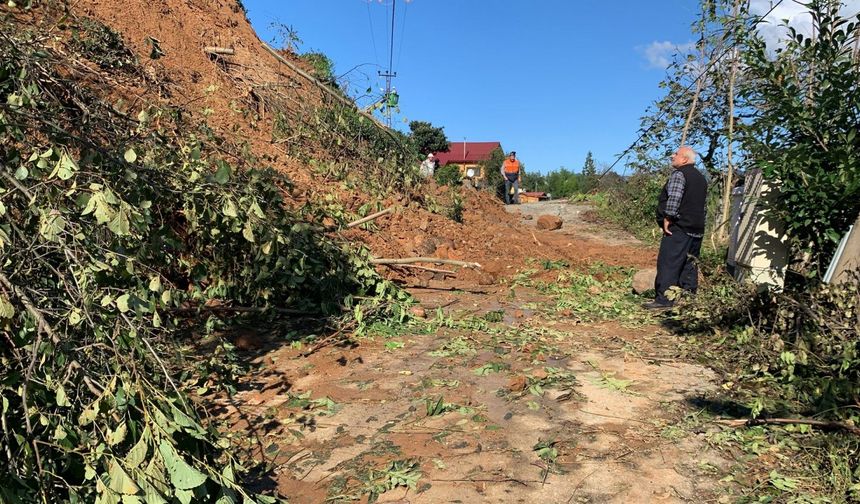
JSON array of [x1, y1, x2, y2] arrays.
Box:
[[718, 0, 742, 243]]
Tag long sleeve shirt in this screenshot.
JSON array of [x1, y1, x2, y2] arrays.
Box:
[[664, 170, 685, 219]]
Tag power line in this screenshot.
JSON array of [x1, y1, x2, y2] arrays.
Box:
[[378, 0, 398, 127], [598, 0, 787, 180], [388, 0, 396, 75], [396, 0, 409, 70], [365, 0, 380, 67]]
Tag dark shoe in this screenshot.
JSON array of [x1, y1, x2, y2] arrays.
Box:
[[642, 301, 673, 310]]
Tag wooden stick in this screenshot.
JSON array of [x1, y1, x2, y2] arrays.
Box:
[[393, 264, 456, 275], [403, 285, 490, 294], [166, 305, 320, 316], [717, 418, 860, 436], [432, 477, 535, 486], [203, 46, 235, 55], [370, 257, 481, 269], [345, 207, 394, 228]]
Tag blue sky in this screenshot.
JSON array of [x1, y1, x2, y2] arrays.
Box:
[[243, 0, 702, 174]]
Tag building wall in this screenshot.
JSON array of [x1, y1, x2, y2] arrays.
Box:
[[448, 163, 485, 181]]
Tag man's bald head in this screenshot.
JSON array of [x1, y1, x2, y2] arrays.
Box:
[[671, 146, 697, 168]]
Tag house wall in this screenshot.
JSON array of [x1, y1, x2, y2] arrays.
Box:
[[448, 163, 485, 181]]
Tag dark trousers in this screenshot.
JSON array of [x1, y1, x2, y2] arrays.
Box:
[[654, 225, 702, 304], [504, 174, 519, 204]]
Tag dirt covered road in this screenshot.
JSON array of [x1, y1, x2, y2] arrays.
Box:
[[219, 201, 731, 503]]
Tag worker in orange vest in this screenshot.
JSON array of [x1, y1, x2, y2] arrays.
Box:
[[500, 151, 521, 204]]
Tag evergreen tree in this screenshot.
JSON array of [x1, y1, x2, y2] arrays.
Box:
[[582, 151, 598, 193]]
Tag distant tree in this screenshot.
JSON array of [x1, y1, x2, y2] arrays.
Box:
[[408, 121, 449, 156], [521, 171, 548, 193], [581, 151, 598, 193], [544, 168, 582, 198], [480, 147, 507, 199]]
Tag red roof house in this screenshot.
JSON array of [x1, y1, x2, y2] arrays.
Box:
[[432, 142, 503, 184], [433, 142, 502, 165]]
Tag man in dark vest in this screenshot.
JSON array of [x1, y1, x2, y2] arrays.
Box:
[[644, 146, 708, 309]]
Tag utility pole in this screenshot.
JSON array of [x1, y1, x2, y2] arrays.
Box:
[[378, 0, 397, 127]]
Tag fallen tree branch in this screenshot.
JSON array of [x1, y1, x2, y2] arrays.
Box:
[[0, 272, 60, 345], [393, 264, 456, 275], [716, 417, 860, 436], [166, 305, 320, 316], [345, 207, 394, 228], [403, 284, 490, 295], [203, 46, 234, 55], [370, 257, 482, 269], [423, 299, 459, 311], [431, 477, 534, 487]]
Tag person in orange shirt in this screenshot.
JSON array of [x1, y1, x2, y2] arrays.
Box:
[[500, 151, 521, 204]]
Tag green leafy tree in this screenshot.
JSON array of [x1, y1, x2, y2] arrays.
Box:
[[300, 51, 337, 86], [545, 168, 582, 198], [740, 1, 860, 275], [521, 171, 548, 193], [627, 2, 739, 178], [408, 120, 449, 156], [480, 147, 507, 199]]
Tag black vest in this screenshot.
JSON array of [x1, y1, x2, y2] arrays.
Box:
[[656, 164, 707, 235]]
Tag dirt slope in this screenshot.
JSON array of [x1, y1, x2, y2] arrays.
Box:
[[70, 0, 630, 283]]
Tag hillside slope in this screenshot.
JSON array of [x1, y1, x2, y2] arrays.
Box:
[[67, 0, 593, 280]]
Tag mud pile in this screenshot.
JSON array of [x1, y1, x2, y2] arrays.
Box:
[[67, 0, 588, 283]]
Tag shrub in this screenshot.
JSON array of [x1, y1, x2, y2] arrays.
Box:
[[434, 163, 462, 187]]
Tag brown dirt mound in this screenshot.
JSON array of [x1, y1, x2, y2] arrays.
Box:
[[43, 0, 651, 285]]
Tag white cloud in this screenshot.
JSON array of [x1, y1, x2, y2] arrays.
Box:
[[750, 0, 860, 51], [640, 40, 696, 69]]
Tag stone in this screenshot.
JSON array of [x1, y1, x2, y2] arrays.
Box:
[[536, 215, 563, 230], [433, 244, 450, 259], [507, 375, 527, 392], [414, 235, 437, 256], [632, 268, 658, 294], [477, 272, 495, 285], [410, 306, 427, 318]]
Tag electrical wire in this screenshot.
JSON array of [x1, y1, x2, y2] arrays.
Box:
[[597, 0, 787, 180], [387, 0, 396, 76], [366, 0, 380, 67], [396, 0, 409, 70]]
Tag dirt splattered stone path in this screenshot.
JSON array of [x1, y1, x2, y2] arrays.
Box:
[[218, 202, 731, 503]]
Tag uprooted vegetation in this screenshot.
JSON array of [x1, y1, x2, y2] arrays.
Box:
[[2, 0, 860, 502], [0, 12, 410, 503]]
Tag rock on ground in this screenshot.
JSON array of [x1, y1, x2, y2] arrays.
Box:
[[632, 268, 657, 294], [536, 215, 563, 230]]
